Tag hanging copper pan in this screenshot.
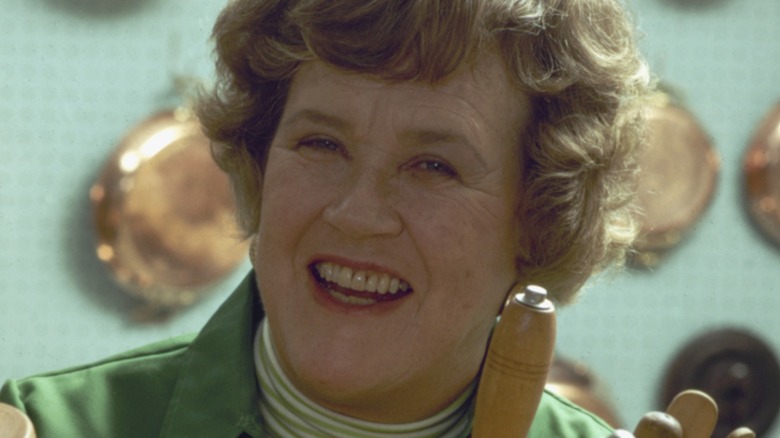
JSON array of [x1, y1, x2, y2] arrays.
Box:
[[545, 356, 623, 428], [631, 93, 720, 267], [744, 102, 780, 248], [90, 108, 249, 312]]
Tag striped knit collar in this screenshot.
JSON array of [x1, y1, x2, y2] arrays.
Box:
[[254, 318, 475, 437]]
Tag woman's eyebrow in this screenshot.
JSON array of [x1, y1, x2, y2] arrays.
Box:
[[281, 109, 353, 133]]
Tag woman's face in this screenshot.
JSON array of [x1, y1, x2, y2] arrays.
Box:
[[254, 54, 530, 422]]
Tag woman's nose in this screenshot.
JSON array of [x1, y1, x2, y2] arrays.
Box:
[[323, 172, 403, 238]]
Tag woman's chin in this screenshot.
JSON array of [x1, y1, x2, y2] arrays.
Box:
[[288, 360, 405, 415]]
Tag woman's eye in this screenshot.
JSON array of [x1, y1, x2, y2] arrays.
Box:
[[411, 159, 459, 179], [298, 137, 341, 152]]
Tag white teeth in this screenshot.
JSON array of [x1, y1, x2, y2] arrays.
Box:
[[389, 277, 399, 294], [330, 290, 374, 306], [321, 263, 333, 282], [365, 275, 378, 292], [315, 262, 409, 295], [351, 271, 366, 291], [338, 267, 353, 288], [376, 274, 390, 294]]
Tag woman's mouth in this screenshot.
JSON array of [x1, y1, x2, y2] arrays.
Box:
[[310, 261, 413, 306]]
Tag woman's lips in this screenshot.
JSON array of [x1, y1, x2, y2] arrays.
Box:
[[310, 261, 413, 305]]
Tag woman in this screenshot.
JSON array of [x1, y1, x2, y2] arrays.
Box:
[[1, 0, 650, 436]]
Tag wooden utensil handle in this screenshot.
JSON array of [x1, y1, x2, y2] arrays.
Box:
[[665, 389, 718, 438], [472, 285, 556, 438], [0, 403, 36, 438], [634, 412, 683, 438]]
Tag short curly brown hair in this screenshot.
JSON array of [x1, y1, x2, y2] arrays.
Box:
[[197, 0, 652, 304]]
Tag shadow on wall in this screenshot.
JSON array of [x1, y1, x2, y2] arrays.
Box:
[[43, 0, 157, 18]]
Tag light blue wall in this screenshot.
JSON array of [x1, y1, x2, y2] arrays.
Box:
[[2, 0, 779, 435], [0, 0, 247, 381]]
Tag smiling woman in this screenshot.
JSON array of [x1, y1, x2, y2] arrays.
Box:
[[201, 0, 651, 304], [0, 0, 652, 437], [254, 57, 526, 425]]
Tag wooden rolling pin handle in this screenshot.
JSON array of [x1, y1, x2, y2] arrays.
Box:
[[472, 285, 556, 438], [0, 403, 36, 438], [725, 427, 756, 438], [633, 411, 683, 438], [665, 389, 718, 438]]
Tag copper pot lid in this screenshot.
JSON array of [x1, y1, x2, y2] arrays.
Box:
[[660, 328, 780, 437], [90, 108, 249, 311], [631, 94, 720, 266], [743, 102, 780, 248], [546, 356, 623, 428]]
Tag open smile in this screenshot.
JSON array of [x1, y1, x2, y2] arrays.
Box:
[[310, 261, 413, 306]]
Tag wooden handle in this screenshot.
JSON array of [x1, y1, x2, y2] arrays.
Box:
[[0, 403, 36, 438], [625, 389, 757, 438], [725, 427, 756, 438], [633, 412, 683, 438], [664, 389, 718, 438], [472, 285, 556, 438]]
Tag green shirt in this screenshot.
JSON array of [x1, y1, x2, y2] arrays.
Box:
[[1, 273, 613, 437]]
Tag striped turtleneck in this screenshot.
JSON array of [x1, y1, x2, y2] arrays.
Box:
[[254, 318, 475, 437]]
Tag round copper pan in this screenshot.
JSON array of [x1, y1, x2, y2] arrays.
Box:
[[631, 95, 720, 267], [744, 102, 780, 248], [90, 108, 249, 311], [546, 356, 623, 428], [660, 328, 780, 437]]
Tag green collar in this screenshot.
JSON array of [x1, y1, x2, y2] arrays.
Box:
[[160, 271, 265, 438]]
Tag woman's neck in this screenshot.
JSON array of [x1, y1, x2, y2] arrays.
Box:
[[254, 317, 476, 437]]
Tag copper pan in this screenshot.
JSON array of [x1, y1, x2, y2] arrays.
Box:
[[90, 108, 249, 312], [631, 93, 720, 267], [660, 328, 780, 437], [743, 102, 780, 248], [546, 356, 623, 428]]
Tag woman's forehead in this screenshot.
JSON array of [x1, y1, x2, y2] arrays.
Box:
[[283, 57, 530, 141], [291, 52, 519, 96]]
